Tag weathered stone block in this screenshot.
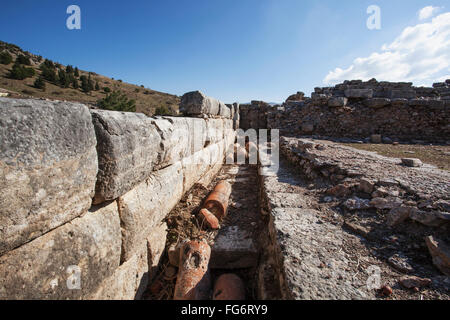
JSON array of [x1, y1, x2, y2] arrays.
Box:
[[182, 147, 211, 193], [152, 117, 203, 169], [118, 162, 183, 261], [401, 158, 423, 167], [364, 98, 391, 108], [344, 89, 373, 99], [210, 226, 259, 269], [426, 236, 450, 276], [147, 223, 168, 280], [91, 110, 161, 204], [311, 93, 330, 104], [328, 97, 348, 107], [389, 89, 416, 99], [180, 91, 222, 117], [205, 118, 224, 144], [88, 242, 148, 300], [218, 103, 232, 118], [0, 201, 121, 299], [0, 98, 98, 255]]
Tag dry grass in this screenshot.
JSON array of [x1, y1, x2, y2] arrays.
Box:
[[0, 60, 179, 116], [343, 143, 450, 171]]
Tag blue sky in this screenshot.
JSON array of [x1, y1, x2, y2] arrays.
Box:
[[1, 0, 449, 103]]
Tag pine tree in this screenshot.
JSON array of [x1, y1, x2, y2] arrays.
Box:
[[34, 76, 46, 90], [72, 78, 79, 89], [40, 65, 58, 83], [9, 62, 35, 80], [87, 73, 94, 92], [97, 91, 136, 112], [74, 67, 79, 77], [58, 69, 71, 88], [42, 59, 55, 69], [80, 75, 90, 93], [66, 65, 74, 74]]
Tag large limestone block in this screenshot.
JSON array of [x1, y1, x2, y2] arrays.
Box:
[[218, 102, 232, 119], [91, 110, 161, 204], [344, 89, 373, 99], [147, 223, 168, 281], [88, 242, 149, 300], [180, 91, 221, 117], [205, 118, 224, 144], [182, 147, 212, 193], [0, 201, 121, 300], [118, 162, 183, 261], [196, 142, 225, 187], [151, 117, 191, 169], [153, 117, 207, 168], [0, 98, 98, 255], [188, 117, 208, 153]]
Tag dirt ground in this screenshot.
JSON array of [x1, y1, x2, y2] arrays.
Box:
[[343, 143, 450, 171]]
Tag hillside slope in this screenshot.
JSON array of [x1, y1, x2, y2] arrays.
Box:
[[0, 41, 179, 116]]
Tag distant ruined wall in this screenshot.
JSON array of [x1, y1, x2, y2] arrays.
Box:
[[0, 94, 235, 300], [242, 80, 450, 142]]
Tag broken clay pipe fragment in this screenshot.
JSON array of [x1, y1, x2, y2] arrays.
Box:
[[173, 240, 212, 300], [213, 273, 246, 300], [198, 208, 220, 230], [203, 181, 232, 220]]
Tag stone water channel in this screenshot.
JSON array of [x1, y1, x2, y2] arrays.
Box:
[[143, 162, 266, 300], [144, 139, 450, 300]]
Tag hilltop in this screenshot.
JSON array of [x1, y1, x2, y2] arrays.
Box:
[[0, 41, 179, 116]]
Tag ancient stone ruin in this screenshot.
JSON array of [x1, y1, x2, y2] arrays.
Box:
[[0, 79, 449, 300]]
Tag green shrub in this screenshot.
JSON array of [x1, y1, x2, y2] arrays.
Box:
[[103, 87, 111, 93], [154, 105, 170, 116], [0, 51, 13, 64], [40, 65, 58, 83], [16, 54, 31, 65], [97, 90, 136, 112], [34, 76, 46, 90], [42, 59, 55, 69], [9, 62, 35, 79]]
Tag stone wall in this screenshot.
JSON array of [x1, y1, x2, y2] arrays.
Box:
[[239, 101, 270, 131], [242, 79, 450, 143], [0, 95, 235, 299]]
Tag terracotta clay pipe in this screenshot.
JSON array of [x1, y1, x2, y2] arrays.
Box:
[[203, 181, 232, 220], [213, 273, 246, 300], [198, 208, 220, 230], [173, 240, 211, 300]]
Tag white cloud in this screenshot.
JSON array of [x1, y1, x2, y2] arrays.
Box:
[[418, 6, 440, 20], [324, 11, 450, 86]]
